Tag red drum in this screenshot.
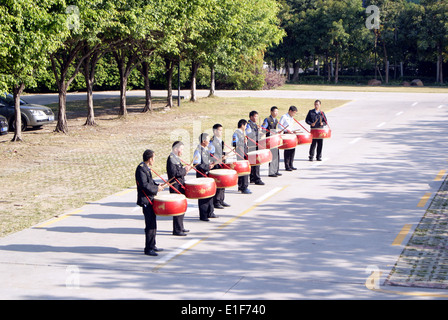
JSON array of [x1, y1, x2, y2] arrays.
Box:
[[208, 169, 238, 188], [258, 134, 283, 149], [311, 127, 331, 139], [247, 149, 272, 166], [228, 160, 251, 176], [153, 194, 187, 217], [279, 134, 298, 150], [184, 177, 216, 199], [296, 131, 313, 145]]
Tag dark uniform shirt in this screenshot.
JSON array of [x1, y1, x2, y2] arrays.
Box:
[[305, 109, 328, 129], [166, 152, 187, 194], [135, 162, 159, 207]]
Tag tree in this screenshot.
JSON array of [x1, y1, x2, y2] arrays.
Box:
[[50, 0, 106, 133], [419, 0, 448, 83], [0, 0, 67, 141]]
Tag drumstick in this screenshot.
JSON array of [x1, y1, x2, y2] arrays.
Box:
[[150, 168, 183, 195], [223, 141, 247, 159], [209, 152, 232, 169], [179, 157, 208, 178], [277, 122, 290, 133], [321, 112, 330, 129], [293, 118, 311, 133]]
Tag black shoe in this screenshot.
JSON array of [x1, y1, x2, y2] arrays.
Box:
[[276, 172, 282, 176], [173, 232, 187, 236], [200, 218, 210, 221], [183, 229, 190, 233], [309, 157, 313, 161], [209, 214, 219, 218], [255, 181, 265, 185], [268, 174, 277, 177], [154, 247, 163, 252], [214, 204, 224, 209], [144, 250, 158, 256], [241, 189, 252, 194], [285, 168, 293, 171], [291, 167, 298, 170], [221, 202, 230, 207], [316, 158, 322, 161]]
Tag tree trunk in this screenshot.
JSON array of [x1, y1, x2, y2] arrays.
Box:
[[382, 39, 389, 84], [190, 61, 200, 102], [165, 58, 174, 108], [334, 53, 339, 84], [437, 44, 443, 84], [83, 50, 101, 126], [140, 61, 152, 112], [292, 61, 300, 82], [55, 85, 68, 133], [208, 65, 215, 97], [11, 82, 25, 142]]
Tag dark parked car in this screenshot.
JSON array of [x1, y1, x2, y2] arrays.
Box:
[[0, 94, 55, 131], [0, 115, 8, 135]]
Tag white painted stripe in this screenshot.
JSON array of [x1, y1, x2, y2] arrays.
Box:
[[412, 102, 418, 106], [350, 137, 362, 144], [395, 111, 404, 116], [156, 238, 201, 264], [254, 187, 283, 203], [377, 122, 386, 128], [438, 105, 445, 109]]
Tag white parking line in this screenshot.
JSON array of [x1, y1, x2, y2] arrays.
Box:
[[156, 238, 201, 264], [350, 137, 362, 144], [254, 187, 283, 203]]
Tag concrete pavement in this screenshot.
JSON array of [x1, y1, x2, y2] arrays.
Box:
[[1, 89, 448, 301]]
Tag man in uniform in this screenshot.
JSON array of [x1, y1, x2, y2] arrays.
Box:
[[279, 106, 298, 171], [233, 119, 252, 194], [166, 141, 191, 236], [261, 106, 282, 177], [193, 133, 216, 221], [135, 149, 165, 256], [210, 124, 231, 209], [306, 100, 328, 161], [246, 110, 265, 185]]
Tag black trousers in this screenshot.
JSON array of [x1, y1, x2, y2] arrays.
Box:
[[169, 186, 185, 234], [309, 139, 323, 160], [214, 188, 225, 206], [142, 204, 157, 253], [284, 148, 296, 170], [250, 165, 262, 183], [199, 197, 214, 220], [238, 175, 249, 191]]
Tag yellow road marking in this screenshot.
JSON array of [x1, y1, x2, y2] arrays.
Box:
[[417, 192, 432, 207], [391, 224, 412, 246], [152, 185, 289, 271], [34, 210, 84, 229], [115, 189, 134, 196], [434, 170, 446, 181]]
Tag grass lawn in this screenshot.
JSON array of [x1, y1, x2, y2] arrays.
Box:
[[0, 95, 348, 237]]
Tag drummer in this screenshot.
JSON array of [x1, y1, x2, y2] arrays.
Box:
[[306, 100, 328, 161], [279, 106, 298, 171], [233, 119, 252, 194], [210, 124, 231, 209], [166, 141, 191, 236], [193, 133, 217, 221], [246, 111, 265, 185], [135, 149, 165, 256], [261, 106, 282, 177]]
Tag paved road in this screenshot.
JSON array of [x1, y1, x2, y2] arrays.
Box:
[[1, 89, 448, 301]]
